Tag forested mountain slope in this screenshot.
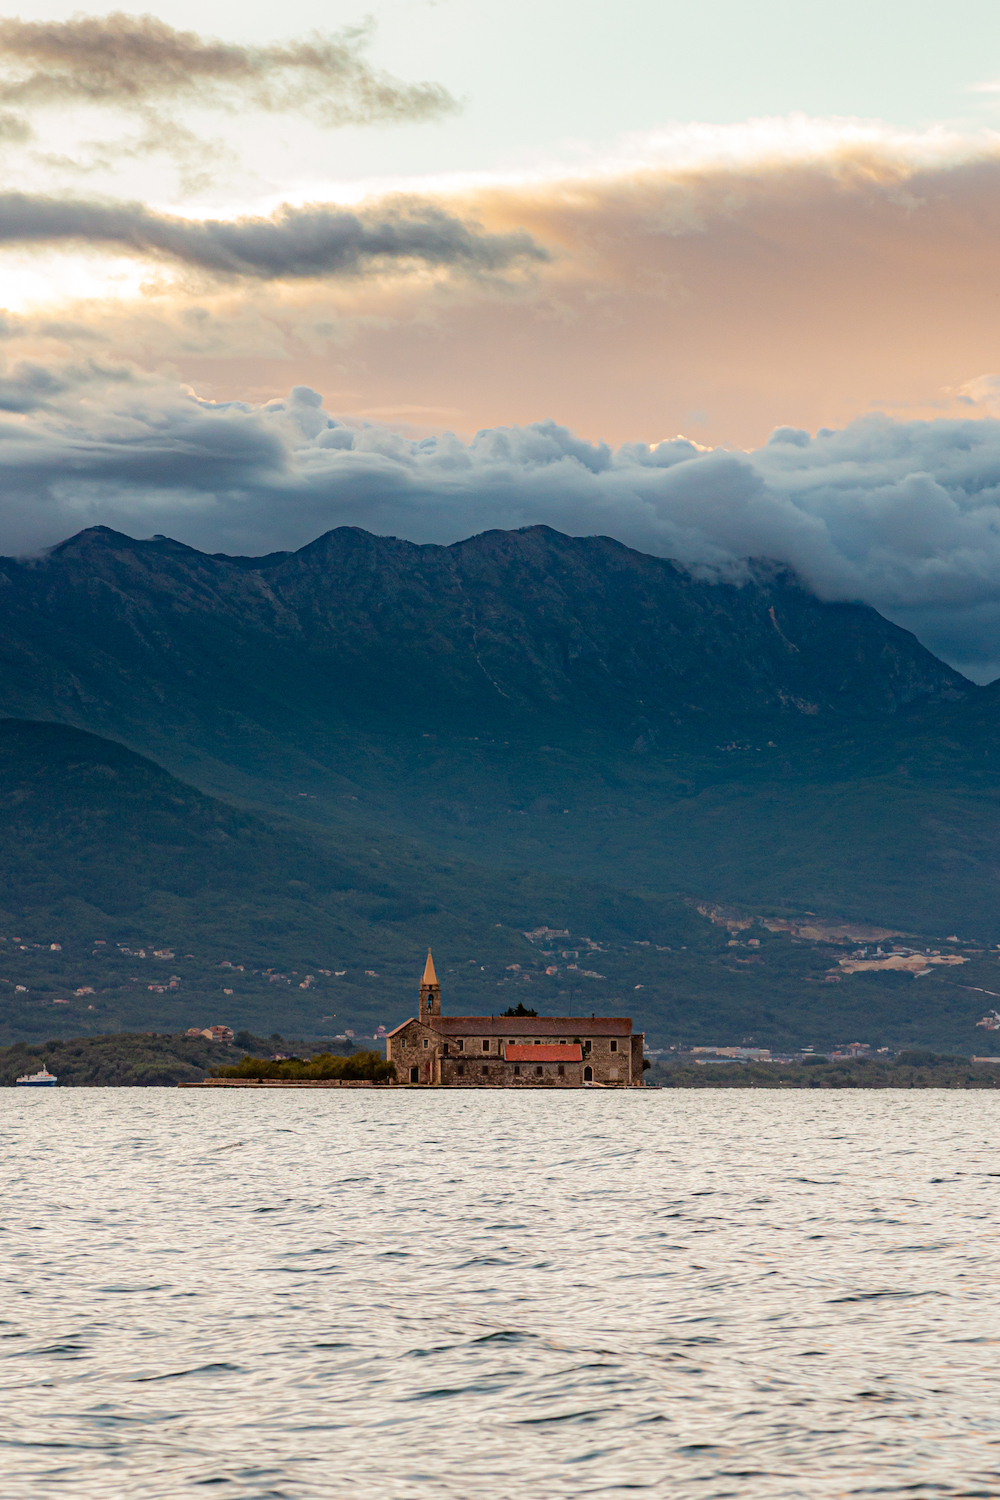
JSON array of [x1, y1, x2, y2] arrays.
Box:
[[1, 719, 996, 1055]]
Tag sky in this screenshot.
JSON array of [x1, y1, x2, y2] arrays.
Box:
[[4, 2, 1000, 676]]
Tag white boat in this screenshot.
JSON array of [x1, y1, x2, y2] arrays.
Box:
[[16, 1067, 57, 1086]]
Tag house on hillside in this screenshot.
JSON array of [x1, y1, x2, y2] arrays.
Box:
[[386, 952, 645, 1087]]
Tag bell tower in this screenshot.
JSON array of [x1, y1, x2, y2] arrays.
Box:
[[419, 949, 441, 1020]]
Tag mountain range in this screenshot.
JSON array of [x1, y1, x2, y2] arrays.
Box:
[[2, 521, 1000, 1049], [0, 523, 969, 760]]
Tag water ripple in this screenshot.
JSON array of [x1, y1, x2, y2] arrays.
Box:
[[4, 1091, 1000, 1496]]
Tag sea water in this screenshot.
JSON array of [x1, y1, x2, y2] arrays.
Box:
[[3, 1089, 1000, 1498]]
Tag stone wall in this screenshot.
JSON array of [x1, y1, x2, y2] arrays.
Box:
[[439, 1056, 582, 1087], [386, 1018, 439, 1085], [631, 1033, 645, 1086], [580, 1034, 630, 1084]]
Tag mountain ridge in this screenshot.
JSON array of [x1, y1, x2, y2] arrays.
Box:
[[2, 522, 999, 948], [0, 522, 970, 748]]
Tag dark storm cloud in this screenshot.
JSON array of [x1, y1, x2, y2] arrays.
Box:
[[0, 12, 457, 126], [0, 192, 547, 277], [6, 381, 1000, 679]]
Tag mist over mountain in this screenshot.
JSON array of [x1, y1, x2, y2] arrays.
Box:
[[7, 390, 1000, 681]]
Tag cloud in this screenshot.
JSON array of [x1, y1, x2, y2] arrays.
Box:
[[0, 192, 546, 278], [0, 12, 458, 188], [7, 121, 1000, 438], [26, 125, 1000, 454], [0, 12, 457, 127], [5, 372, 1000, 678]]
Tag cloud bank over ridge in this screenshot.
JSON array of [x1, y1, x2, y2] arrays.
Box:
[[4, 376, 1000, 680]]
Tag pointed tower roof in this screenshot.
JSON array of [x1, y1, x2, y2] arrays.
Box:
[[422, 949, 438, 986]]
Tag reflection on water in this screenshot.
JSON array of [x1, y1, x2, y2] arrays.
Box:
[[3, 1090, 1000, 1497]]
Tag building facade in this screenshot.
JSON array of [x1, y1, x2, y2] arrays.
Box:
[[386, 952, 646, 1086]]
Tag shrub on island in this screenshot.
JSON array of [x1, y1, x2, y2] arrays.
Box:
[[213, 1050, 396, 1083]]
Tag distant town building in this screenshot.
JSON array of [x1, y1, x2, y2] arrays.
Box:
[[690, 1046, 772, 1060], [827, 1042, 871, 1059], [386, 952, 645, 1086]]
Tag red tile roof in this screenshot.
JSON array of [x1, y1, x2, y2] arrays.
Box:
[[505, 1044, 582, 1062]]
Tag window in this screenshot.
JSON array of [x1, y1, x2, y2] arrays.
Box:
[[457, 1065, 464, 1077], [610, 1040, 618, 1053], [423, 1039, 429, 1049], [609, 1068, 619, 1080], [584, 1040, 592, 1052], [482, 1039, 490, 1052], [509, 1039, 516, 1045], [558, 1064, 565, 1077], [410, 1066, 419, 1083], [482, 1065, 488, 1074], [456, 1039, 464, 1051], [584, 1065, 593, 1081], [534, 1039, 541, 1045], [559, 1039, 566, 1044], [442, 1044, 449, 1055], [536, 1065, 543, 1076], [513, 1065, 521, 1076]]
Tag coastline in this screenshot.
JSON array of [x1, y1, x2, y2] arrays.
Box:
[[648, 1054, 1000, 1089], [178, 1078, 378, 1088]]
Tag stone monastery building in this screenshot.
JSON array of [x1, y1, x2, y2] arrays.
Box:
[[386, 952, 646, 1087]]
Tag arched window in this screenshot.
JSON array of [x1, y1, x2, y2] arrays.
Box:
[[584, 1065, 593, 1081]]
